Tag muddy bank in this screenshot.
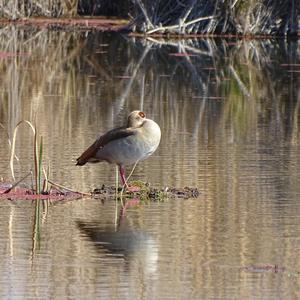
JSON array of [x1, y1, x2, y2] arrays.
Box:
[[0, 17, 130, 31], [1, 17, 298, 38], [0, 184, 84, 201]]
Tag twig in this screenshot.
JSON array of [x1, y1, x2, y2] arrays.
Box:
[[42, 163, 51, 193], [47, 179, 91, 196], [115, 165, 119, 228], [135, 0, 154, 30], [119, 161, 139, 208], [3, 171, 32, 194], [231, 0, 240, 9], [182, 0, 197, 24], [125, 160, 139, 184]]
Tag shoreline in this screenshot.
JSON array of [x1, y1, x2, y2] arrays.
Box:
[[0, 17, 299, 39]]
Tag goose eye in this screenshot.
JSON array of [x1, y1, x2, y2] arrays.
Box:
[[138, 111, 145, 118]]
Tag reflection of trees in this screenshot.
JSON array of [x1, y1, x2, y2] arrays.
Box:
[[1, 28, 300, 299], [148, 37, 300, 145], [0, 27, 300, 186], [1, 28, 299, 141]]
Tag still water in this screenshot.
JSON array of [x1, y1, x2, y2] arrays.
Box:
[[0, 26, 300, 299]]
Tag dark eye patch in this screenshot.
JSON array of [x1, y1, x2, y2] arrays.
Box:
[[139, 111, 146, 118]]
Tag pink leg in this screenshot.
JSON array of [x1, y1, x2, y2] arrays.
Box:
[[118, 165, 140, 192], [120, 197, 140, 218], [119, 165, 127, 187]]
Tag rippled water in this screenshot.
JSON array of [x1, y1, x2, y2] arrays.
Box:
[[0, 27, 300, 299]]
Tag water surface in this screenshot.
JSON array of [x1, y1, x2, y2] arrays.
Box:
[[0, 27, 300, 299]]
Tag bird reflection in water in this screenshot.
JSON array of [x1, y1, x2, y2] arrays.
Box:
[[77, 216, 158, 274]]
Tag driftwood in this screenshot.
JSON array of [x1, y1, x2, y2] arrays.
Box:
[[132, 0, 300, 36]]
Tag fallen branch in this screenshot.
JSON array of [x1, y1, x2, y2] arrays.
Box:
[[146, 15, 216, 35]]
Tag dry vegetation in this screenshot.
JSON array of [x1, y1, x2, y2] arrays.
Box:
[[132, 0, 300, 36], [0, 0, 299, 36]]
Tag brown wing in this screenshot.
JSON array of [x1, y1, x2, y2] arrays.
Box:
[[76, 126, 136, 166]]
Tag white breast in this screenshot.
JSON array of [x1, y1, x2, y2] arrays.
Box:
[[96, 119, 161, 166]]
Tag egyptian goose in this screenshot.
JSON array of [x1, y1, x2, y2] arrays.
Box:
[[76, 111, 161, 189]]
